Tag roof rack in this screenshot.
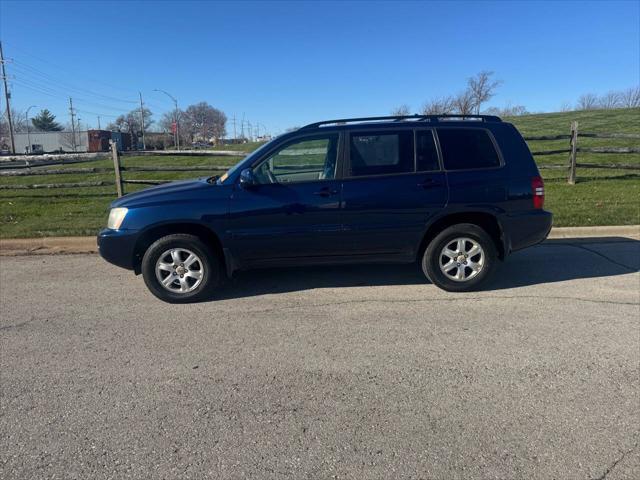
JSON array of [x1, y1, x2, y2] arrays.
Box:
[[300, 114, 502, 130]]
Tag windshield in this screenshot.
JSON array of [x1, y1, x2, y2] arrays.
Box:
[[217, 139, 279, 185]]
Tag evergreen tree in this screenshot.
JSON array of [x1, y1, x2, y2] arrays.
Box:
[[31, 109, 63, 131]]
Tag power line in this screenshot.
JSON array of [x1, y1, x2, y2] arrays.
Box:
[[3, 41, 140, 96], [75, 108, 119, 118], [13, 68, 168, 115], [12, 60, 138, 104], [12, 79, 136, 114], [12, 77, 133, 113]]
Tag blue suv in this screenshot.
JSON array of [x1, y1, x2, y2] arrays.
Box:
[[98, 115, 552, 303]]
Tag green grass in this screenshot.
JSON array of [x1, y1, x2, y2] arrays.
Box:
[[0, 110, 638, 238], [505, 108, 639, 226], [0, 154, 245, 238]]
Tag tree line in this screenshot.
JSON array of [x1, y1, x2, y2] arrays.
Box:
[[0, 102, 229, 148], [105, 101, 227, 147], [392, 71, 640, 117], [0, 108, 64, 134], [572, 87, 640, 111]]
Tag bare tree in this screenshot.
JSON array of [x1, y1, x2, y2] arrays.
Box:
[[421, 96, 455, 115], [577, 93, 599, 110], [157, 110, 180, 132], [156, 110, 186, 147], [391, 104, 411, 116], [468, 71, 502, 114], [1, 109, 27, 134], [181, 102, 227, 144], [559, 101, 573, 112], [453, 90, 477, 115], [620, 86, 640, 108], [59, 124, 86, 152], [59, 131, 77, 151], [106, 108, 153, 135], [598, 91, 622, 109], [484, 103, 529, 117]]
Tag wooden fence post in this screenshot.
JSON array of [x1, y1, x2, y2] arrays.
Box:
[[110, 140, 124, 197], [567, 121, 578, 185]]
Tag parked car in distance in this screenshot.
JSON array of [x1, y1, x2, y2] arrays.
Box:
[[98, 114, 552, 303]]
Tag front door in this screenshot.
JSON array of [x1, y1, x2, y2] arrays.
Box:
[[340, 128, 448, 258], [228, 133, 344, 264]]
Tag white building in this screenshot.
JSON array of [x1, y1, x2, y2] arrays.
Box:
[[12, 131, 89, 154]]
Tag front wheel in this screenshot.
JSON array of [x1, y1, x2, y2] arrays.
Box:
[[421, 224, 497, 292], [141, 234, 220, 303]]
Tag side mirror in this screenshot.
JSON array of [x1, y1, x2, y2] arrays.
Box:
[[239, 168, 257, 188]]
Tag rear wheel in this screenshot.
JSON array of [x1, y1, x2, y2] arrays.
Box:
[[422, 223, 497, 292], [141, 234, 220, 303]]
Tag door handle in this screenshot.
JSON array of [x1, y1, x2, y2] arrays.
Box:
[[418, 179, 442, 189], [313, 187, 339, 197]]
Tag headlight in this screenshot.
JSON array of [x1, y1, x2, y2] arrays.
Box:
[[107, 207, 128, 230]]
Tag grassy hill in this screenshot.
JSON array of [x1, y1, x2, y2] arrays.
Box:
[[0, 108, 638, 238], [506, 108, 639, 226]]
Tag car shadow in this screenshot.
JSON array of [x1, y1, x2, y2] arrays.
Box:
[[485, 236, 639, 290], [213, 236, 639, 300]]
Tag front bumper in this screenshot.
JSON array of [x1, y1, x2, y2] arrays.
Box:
[[97, 228, 139, 270]]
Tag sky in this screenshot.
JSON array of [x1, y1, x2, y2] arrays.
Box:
[[0, 0, 638, 136]]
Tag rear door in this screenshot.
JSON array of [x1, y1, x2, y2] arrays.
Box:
[[436, 127, 508, 207], [340, 128, 448, 258]]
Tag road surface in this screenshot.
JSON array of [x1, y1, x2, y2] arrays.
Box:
[[1, 237, 639, 479]]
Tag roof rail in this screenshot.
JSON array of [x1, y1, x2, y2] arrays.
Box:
[[427, 114, 502, 123], [300, 114, 502, 130]]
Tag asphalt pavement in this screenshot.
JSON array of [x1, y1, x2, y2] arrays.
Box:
[[1, 237, 639, 479]]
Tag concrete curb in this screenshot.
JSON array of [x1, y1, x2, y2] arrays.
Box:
[[546, 225, 639, 239], [0, 236, 98, 256], [1, 225, 638, 257]]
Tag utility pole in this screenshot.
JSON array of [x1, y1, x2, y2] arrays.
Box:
[[175, 101, 180, 150], [247, 121, 252, 142], [139, 92, 146, 150], [97, 115, 101, 130], [0, 41, 16, 154], [154, 89, 179, 149], [25, 105, 37, 154], [232, 114, 237, 141], [240, 112, 245, 140], [69, 97, 77, 152]]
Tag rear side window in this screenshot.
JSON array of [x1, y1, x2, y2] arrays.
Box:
[[349, 130, 413, 176], [415, 130, 440, 171], [437, 128, 500, 170]]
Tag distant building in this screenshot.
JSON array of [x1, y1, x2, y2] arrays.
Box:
[[11, 130, 133, 154]]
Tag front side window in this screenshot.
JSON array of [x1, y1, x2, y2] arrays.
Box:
[[253, 135, 339, 184], [349, 130, 413, 177], [437, 128, 500, 170]]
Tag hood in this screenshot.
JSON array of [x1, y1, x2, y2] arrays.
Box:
[[111, 178, 212, 208]]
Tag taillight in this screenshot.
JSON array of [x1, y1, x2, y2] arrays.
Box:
[[532, 176, 544, 209]]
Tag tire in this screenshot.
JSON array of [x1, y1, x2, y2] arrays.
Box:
[[141, 234, 220, 303], [421, 223, 497, 292]]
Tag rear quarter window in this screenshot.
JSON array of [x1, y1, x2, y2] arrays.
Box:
[[437, 128, 500, 170]]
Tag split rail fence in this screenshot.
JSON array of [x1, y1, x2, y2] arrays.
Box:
[[1, 123, 638, 196], [528, 121, 640, 184]]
